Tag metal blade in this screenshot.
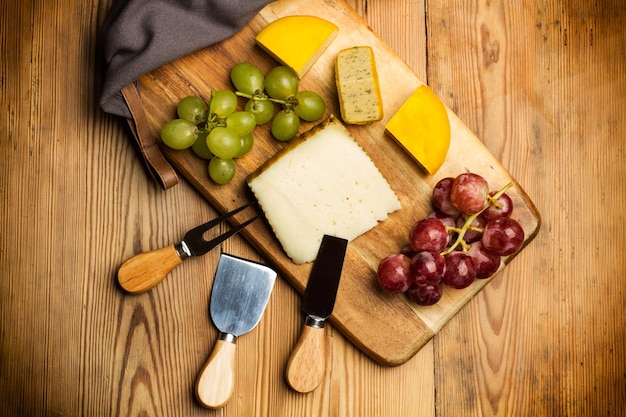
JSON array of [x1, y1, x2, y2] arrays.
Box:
[[181, 203, 257, 257], [209, 254, 277, 336], [302, 235, 348, 320]]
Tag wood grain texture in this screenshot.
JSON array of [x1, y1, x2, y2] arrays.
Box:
[[1, 0, 623, 416], [428, 0, 626, 416], [285, 325, 327, 393]]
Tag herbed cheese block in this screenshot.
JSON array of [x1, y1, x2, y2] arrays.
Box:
[[247, 117, 401, 264], [255, 15, 338, 79], [385, 85, 451, 175], [335, 46, 384, 125]]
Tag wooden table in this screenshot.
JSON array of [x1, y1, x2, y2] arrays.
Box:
[[1, 0, 624, 416]]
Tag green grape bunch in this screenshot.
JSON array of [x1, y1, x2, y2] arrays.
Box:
[[160, 89, 256, 184], [159, 61, 327, 185]]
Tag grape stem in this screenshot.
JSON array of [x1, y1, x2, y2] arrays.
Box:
[[200, 114, 227, 133], [440, 181, 514, 255], [208, 88, 217, 118], [235, 91, 297, 108], [197, 89, 229, 132]]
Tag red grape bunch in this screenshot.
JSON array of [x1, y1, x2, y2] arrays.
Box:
[[377, 173, 525, 306]]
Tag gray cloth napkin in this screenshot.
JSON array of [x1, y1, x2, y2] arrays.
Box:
[[100, 0, 273, 118]]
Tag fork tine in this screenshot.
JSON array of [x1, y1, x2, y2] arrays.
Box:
[[195, 202, 255, 232], [203, 215, 259, 251], [183, 202, 258, 256]]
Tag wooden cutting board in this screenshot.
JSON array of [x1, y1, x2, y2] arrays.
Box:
[[137, 0, 541, 366]]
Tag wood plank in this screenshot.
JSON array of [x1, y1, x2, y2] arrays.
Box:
[[427, 0, 626, 415], [137, 0, 540, 367]]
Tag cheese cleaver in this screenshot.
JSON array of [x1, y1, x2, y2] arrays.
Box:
[[195, 253, 276, 409], [286, 235, 348, 393]]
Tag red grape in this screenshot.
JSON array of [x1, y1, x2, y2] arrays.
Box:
[[407, 282, 444, 306], [409, 218, 449, 252], [432, 177, 461, 216], [410, 250, 446, 286], [377, 254, 412, 293], [442, 252, 477, 289], [467, 242, 502, 278], [450, 173, 489, 214], [483, 191, 513, 220], [427, 211, 457, 229], [428, 211, 458, 248], [482, 217, 524, 256]]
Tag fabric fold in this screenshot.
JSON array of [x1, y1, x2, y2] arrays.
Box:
[[100, 0, 273, 118]]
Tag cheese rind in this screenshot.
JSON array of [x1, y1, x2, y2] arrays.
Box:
[[247, 117, 401, 264], [335, 46, 383, 125], [255, 15, 338, 78], [385, 85, 451, 175]]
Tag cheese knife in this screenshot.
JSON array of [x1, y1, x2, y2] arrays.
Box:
[[195, 253, 276, 409], [285, 234, 348, 393]]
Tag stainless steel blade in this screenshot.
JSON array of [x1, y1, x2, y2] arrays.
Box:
[[209, 254, 277, 336], [302, 235, 348, 321]]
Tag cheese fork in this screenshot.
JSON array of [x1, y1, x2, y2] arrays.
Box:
[[117, 203, 258, 294]]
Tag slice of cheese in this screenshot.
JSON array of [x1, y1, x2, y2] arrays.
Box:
[[385, 85, 451, 175], [335, 46, 383, 125], [255, 15, 338, 79], [247, 117, 401, 264]]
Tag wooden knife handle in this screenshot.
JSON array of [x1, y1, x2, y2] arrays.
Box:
[[285, 323, 326, 393], [196, 337, 237, 409], [117, 244, 183, 294]]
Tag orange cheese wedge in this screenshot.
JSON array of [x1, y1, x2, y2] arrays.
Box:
[[385, 85, 451, 175], [255, 15, 338, 78]]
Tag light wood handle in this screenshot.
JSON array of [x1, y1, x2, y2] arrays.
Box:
[[195, 338, 237, 409], [117, 244, 183, 294], [285, 324, 326, 393]]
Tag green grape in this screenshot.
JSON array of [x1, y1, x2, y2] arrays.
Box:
[[236, 133, 254, 158], [208, 157, 236, 185], [177, 95, 208, 124], [210, 90, 238, 118], [265, 66, 299, 100], [231, 62, 265, 95], [191, 131, 212, 159], [293, 91, 326, 121], [206, 126, 241, 159], [271, 109, 300, 141], [226, 111, 256, 136], [245, 99, 274, 125], [160, 118, 198, 150]]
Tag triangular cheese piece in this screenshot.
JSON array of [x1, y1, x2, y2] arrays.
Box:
[[255, 15, 338, 78], [385, 85, 451, 175]]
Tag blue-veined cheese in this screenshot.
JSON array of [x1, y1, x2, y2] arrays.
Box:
[[335, 46, 384, 125], [247, 117, 401, 264]]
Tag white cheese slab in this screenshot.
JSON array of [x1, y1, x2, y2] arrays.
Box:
[[247, 117, 401, 264]]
